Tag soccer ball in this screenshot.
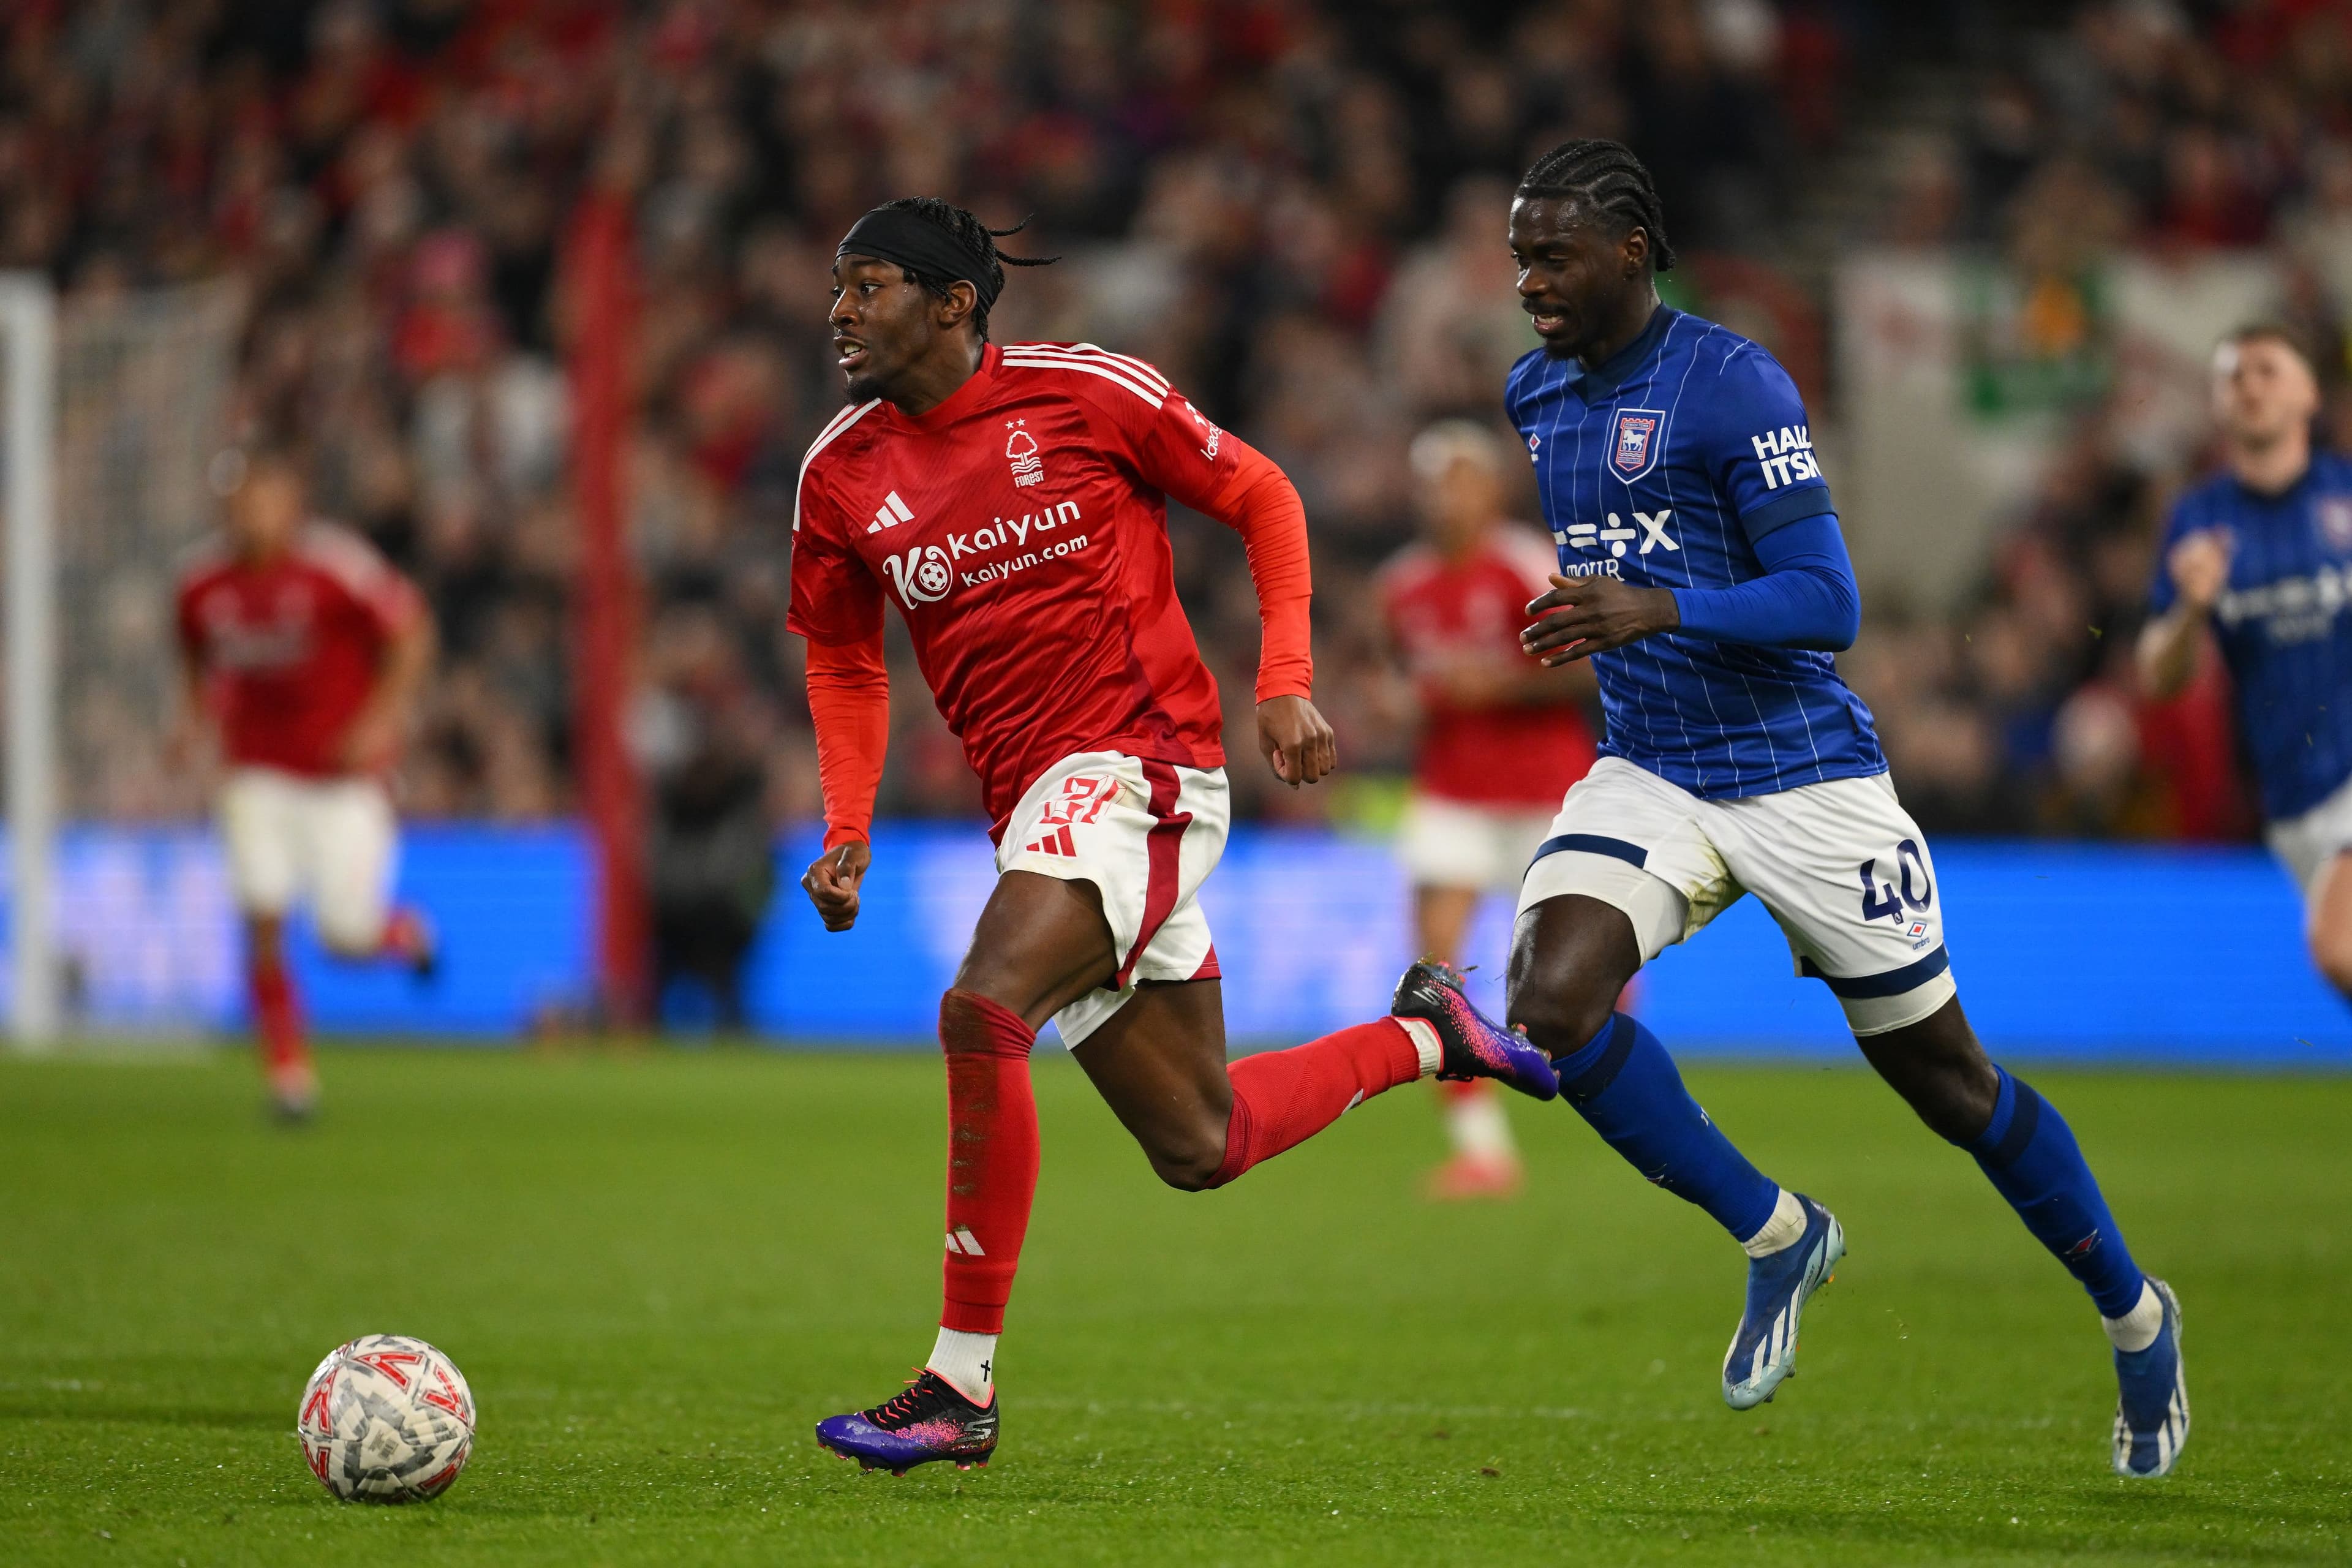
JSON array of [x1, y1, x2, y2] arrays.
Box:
[[296, 1335, 476, 1502]]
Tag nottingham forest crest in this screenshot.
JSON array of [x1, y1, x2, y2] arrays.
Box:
[[1006, 420, 1044, 488]]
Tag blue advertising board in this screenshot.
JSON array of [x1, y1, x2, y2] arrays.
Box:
[[12, 822, 2348, 1064]]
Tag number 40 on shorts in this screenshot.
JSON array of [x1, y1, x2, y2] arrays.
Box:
[[1858, 839, 1932, 927]]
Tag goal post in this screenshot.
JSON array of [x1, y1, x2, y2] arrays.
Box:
[[2, 275, 243, 1049], [1, 271, 58, 1052]]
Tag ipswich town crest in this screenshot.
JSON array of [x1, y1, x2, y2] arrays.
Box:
[[1610, 409, 1665, 481]]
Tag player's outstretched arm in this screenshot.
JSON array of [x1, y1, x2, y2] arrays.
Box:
[[1191, 438, 1336, 786], [2137, 529, 2231, 699], [801, 631, 889, 930]]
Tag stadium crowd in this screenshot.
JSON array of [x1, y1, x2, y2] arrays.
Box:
[[5, 0, 2350, 844]]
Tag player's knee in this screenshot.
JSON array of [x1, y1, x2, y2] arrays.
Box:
[[1856, 998, 1998, 1144], [1909, 1067, 1999, 1147], [1144, 1124, 1227, 1192], [1504, 978, 1615, 1061]]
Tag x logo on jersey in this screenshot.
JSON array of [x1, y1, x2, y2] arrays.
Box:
[[1635, 509, 1679, 554]]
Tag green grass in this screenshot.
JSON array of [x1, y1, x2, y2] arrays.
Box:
[[1, 1046, 2346, 1566]]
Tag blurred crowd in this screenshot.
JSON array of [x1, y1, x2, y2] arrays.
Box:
[[7, 0, 2350, 846], [1856, 0, 2352, 840]]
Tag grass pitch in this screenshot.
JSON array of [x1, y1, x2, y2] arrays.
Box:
[[0, 1046, 2345, 1566]]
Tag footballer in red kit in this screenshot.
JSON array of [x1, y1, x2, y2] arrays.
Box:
[[794, 198, 1562, 1475], [173, 445, 439, 1119], [1379, 421, 1599, 1200]]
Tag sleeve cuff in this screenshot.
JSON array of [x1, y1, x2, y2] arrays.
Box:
[[1253, 663, 1314, 704], [1740, 486, 1836, 543]]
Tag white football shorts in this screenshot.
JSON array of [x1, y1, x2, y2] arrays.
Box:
[[997, 750, 1231, 1048], [1516, 756, 1957, 1035], [1396, 794, 1557, 897], [2265, 767, 2352, 911], [217, 766, 399, 952]]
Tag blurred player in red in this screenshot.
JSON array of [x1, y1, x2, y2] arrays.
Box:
[[173, 445, 437, 1119], [1380, 421, 1599, 1199], [793, 199, 1559, 1474]]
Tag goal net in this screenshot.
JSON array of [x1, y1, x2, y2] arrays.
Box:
[[9, 277, 244, 1041]]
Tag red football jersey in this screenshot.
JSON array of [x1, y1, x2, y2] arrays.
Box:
[[788, 343, 1267, 836], [176, 524, 423, 777], [1379, 524, 1596, 807]]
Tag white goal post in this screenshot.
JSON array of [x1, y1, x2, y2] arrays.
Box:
[[2, 272, 58, 1052], [2, 273, 246, 1050]]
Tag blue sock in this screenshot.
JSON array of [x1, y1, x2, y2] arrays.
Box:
[[1555, 1014, 1780, 1243], [1960, 1067, 2146, 1318]]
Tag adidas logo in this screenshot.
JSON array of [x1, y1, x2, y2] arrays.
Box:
[[1022, 826, 1076, 858], [867, 490, 914, 535], [943, 1226, 986, 1256]]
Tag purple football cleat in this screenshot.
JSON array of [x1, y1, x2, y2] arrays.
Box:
[[816, 1370, 998, 1475], [1391, 959, 1560, 1101]]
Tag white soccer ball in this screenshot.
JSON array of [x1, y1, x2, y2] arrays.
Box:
[[296, 1334, 476, 1502]]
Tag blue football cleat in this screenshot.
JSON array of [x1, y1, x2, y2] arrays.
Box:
[[816, 1369, 998, 1475], [1390, 960, 1559, 1102], [2111, 1278, 2188, 1478], [1722, 1194, 1843, 1410]]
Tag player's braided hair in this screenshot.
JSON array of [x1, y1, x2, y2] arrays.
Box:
[[878, 196, 1058, 342], [1516, 139, 1678, 273]]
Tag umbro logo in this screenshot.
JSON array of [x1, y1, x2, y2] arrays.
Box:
[[1023, 826, 1077, 858], [867, 489, 915, 534]]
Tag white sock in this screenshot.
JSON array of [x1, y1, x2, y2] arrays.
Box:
[[1397, 1017, 1444, 1077], [2102, 1280, 2163, 1353], [1740, 1188, 1807, 1259], [1443, 1089, 1518, 1160], [927, 1327, 997, 1402]]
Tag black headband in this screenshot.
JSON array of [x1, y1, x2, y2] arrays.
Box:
[[836, 208, 1000, 312]]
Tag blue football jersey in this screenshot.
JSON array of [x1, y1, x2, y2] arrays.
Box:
[[1505, 307, 1885, 799], [2151, 451, 2352, 822]]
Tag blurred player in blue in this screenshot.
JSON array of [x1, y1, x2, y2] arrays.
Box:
[[2138, 326, 2352, 1001], [1455, 140, 2184, 1476]]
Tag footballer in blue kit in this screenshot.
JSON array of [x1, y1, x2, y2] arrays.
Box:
[[1460, 139, 2188, 1477], [2139, 326, 2352, 1000]]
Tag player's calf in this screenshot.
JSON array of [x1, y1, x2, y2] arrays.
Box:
[[1852, 998, 1999, 1145], [1887, 1016, 2184, 1471], [1504, 894, 1641, 1059], [244, 915, 316, 1117]]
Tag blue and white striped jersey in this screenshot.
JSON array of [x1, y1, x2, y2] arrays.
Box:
[[2152, 451, 2352, 822], [1504, 306, 1885, 800]]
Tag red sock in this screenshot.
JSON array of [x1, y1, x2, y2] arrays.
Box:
[[249, 957, 307, 1074], [378, 907, 429, 963], [1439, 1077, 1488, 1107], [937, 989, 1039, 1336], [1212, 1018, 1420, 1186]]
